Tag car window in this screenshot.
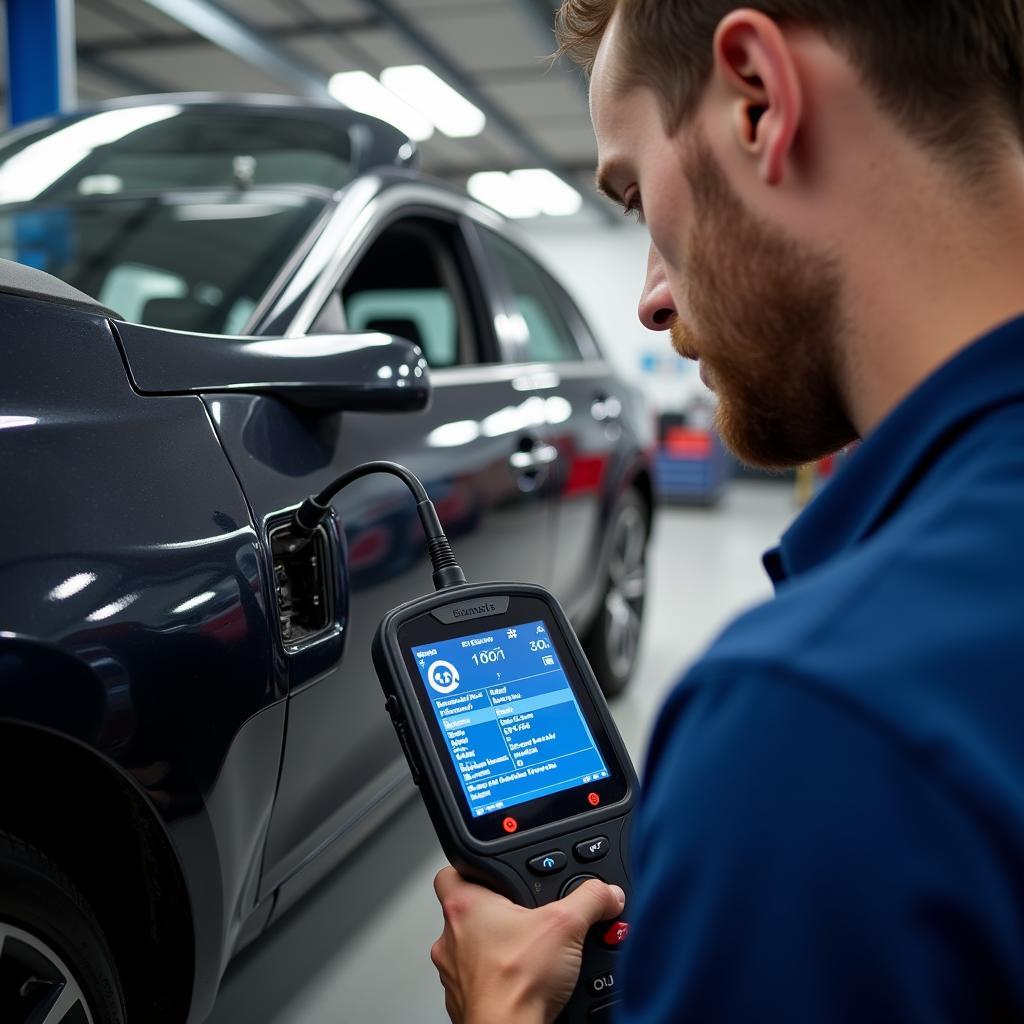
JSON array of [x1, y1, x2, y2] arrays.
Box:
[[98, 261, 186, 321], [0, 194, 325, 333], [339, 218, 481, 369], [480, 230, 582, 363]]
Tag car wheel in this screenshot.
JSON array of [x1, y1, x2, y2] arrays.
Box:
[[0, 831, 125, 1024], [583, 489, 649, 698]]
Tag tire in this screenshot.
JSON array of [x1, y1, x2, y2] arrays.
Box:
[[0, 831, 126, 1024], [583, 488, 649, 698]]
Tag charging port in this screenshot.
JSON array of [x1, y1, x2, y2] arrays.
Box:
[[270, 522, 331, 648]]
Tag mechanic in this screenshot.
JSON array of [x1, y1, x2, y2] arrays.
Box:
[[429, 1, 1024, 1021]]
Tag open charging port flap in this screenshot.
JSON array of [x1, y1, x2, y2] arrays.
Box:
[[270, 522, 332, 649]]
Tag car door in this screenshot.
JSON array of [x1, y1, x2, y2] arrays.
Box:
[[213, 207, 555, 902], [472, 225, 627, 626]]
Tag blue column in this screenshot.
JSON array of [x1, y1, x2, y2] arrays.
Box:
[[6, 0, 76, 126]]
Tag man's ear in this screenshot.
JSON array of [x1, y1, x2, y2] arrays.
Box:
[[712, 9, 803, 186]]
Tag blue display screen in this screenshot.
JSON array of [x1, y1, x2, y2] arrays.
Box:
[[411, 620, 611, 817]]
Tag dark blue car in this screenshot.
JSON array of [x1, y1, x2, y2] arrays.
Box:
[[0, 96, 655, 1024]]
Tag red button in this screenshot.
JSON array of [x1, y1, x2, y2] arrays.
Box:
[[602, 920, 630, 947], [502, 816, 518, 833], [587, 791, 601, 807]]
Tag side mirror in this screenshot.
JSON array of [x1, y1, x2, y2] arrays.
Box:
[[112, 322, 431, 413]]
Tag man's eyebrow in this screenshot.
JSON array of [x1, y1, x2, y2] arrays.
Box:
[[595, 168, 624, 206]]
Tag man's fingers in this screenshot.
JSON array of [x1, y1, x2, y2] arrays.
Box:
[[433, 866, 464, 903], [433, 866, 515, 919], [556, 879, 626, 933]]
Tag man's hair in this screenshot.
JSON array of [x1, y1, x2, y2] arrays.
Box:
[[556, 0, 1024, 173]]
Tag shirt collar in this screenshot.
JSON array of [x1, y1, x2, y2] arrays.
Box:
[[766, 314, 1024, 584]]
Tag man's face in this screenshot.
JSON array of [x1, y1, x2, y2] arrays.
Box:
[[591, 21, 857, 468]]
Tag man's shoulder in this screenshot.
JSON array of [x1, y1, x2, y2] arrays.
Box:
[[653, 434, 1024, 827], [710, 412, 1024, 681]]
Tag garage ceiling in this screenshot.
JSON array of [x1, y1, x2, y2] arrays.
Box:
[[56, 0, 619, 222]]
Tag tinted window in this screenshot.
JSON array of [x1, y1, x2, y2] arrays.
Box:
[[341, 220, 481, 369], [0, 194, 325, 333], [482, 230, 581, 363]]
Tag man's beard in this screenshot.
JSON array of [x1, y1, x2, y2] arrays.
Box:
[[671, 138, 858, 469]]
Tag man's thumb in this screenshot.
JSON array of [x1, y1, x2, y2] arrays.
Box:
[[559, 879, 625, 933]]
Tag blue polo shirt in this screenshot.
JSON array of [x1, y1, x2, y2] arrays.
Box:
[[621, 316, 1024, 1022]]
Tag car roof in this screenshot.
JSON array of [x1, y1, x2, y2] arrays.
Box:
[[64, 93, 418, 175]]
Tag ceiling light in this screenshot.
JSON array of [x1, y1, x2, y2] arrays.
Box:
[[467, 171, 541, 219], [171, 591, 216, 615], [86, 593, 139, 622], [509, 169, 583, 216], [328, 71, 434, 142], [468, 170, 583, 219], [47, 572, 97, 601], [380, 65, 486, 138], [173, 203, 290, 220]]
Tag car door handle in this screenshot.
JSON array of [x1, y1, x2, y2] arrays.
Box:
[[510, 443, 559, 471]]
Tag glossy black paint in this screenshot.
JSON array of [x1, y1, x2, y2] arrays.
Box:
[[115, 322, 431, 412], [0, 98, 656, 1024], [0, 294, 278, 1018]]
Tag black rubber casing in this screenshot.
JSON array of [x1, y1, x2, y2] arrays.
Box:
[[373, 582, 637, 1021]]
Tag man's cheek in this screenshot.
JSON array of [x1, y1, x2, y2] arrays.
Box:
[[647, 225, 683, 276], [664, 270, 691, 327]]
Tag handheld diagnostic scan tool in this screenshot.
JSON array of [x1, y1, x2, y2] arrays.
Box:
[[374, 584, 637, 1022], [291, 464, 637, 1023]]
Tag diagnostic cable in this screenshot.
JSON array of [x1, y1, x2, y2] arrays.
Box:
[[291, 460, 636, 1023]]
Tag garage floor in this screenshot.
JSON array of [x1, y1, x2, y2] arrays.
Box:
[[205, 480, 797, 1024]]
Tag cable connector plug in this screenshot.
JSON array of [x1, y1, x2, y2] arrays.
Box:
[[293, 495, 332, 538], [416, 499, 466, 589], [290, 461, 468, 591]]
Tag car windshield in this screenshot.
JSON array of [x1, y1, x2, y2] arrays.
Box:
[[0, 193, 327, 334], [0, 105, 355, 197], [0, 104, 354, 333]]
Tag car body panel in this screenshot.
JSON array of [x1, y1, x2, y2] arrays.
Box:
[[204, 377, 557, 898], [0, 294, 283, 1019]]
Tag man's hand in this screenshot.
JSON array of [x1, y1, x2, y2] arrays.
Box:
[[431, 866, 625, 1024]]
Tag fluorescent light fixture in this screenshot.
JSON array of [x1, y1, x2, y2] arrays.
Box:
[[249, 335, 391, 358], [509, 169, 583, 216], [481, 397, 547, 438], [380, 65, 486, 138], [171, 591, 216, 615], [427, 420, 481, 448], [545, 396, 573, 425], [468, 170, 583, 219], [329, 71, 434, 142], [48, 572, 97, 601], [78, 174, 123, 196], [0, 105, 180, 204], [467, 171, 541, 219], [173, 203, 289, 221], [86, 593, 139, 622]]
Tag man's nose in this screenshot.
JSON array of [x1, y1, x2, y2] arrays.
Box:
[[638, 245, 676, 332]]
